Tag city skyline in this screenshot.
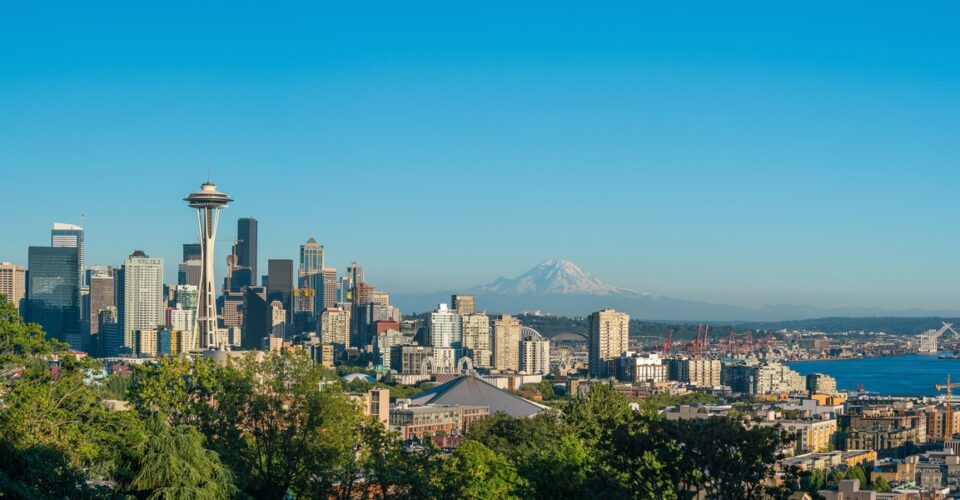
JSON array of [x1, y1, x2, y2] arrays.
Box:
[[3, 3, 960, 310]]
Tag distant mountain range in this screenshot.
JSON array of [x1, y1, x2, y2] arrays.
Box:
[[391, 259, 960, 322]]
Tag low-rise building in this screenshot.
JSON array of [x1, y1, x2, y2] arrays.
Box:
[[350, 388, 390, 427], [389, 404, 488, 441], [760, 418, 838, 453], [664, 404, 733, 421], [669, 358, 723, 388], [806, 373, 838, 394]]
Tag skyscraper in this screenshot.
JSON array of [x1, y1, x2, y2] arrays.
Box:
[[0, 262, 25, 311], [184, 182, 232, 349], [492, 314, 521, 372], [291, 288, 316, 336], [428, 303, 462, 350], [87, 273, 115, 336], [461, 313, 491, 368], [182, 243, 201, 262], [298, 237, 325, 316], [520, 328, 551, 375], [451, 295, 476, 316], [321, 268, 337, 309], [26, 246, 80, 348], [237, 217, 258, 282], [51, 222, 84, 286], [120, 251, 164, 352], [97, 307, 120, 357], [587, 308, 630, 378], [267, 259, 293, 315], [241, 286, 270, 349], [321, 306, 350, 348], [178, 243, 202, 287]]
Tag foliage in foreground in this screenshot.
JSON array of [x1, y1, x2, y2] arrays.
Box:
[[0, 296, 792, 499]]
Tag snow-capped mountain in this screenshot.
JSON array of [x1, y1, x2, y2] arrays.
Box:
[[390, 259, 960, 322], [474, 259, 646, 296]]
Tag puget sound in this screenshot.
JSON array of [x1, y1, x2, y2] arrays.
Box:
[[786, 354, 960, 397]]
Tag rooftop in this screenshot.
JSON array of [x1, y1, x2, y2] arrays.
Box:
[[407, 375, 550, 418]]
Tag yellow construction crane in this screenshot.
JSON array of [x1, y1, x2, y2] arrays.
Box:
[[936, 374, 960, 441]]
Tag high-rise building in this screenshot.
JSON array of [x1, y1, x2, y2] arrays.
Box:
[[668, 358, 722, 388], [241, 286, 270, 349], [291, 288, 316, 336], [587, 308, 630, 378], [298, 238, 325, 277], [321, 268, 337, 310], [270, 300, 286, 338], [87, 273, 115, 336], [338, 275, 352, 304], [0, 262, 26, 311], [298, 237, 325, 317], [236, 218, 258, 284], [451, 295, 476, 316], [120, 251, 164, 353], [184, 182, 232, 349], [520, 328, 550, 375], [137, 328, 158, 357], [374, 329, 409, 369], [520, 339, 551, 375], [428, 303, 462, 350], [27, 246, 80, 348], [178, 244, 202, 288], [267, 259, 293, 316], [170, 304, 195, 334], [221, 291, 244, 330], [50, 222, 84, 286], [181, 243, 201, 262], [321, 306, 350, 348], [492, 314, 521, 372], [173, 285, 198, 310], [85, 265, 115, 286], [461, 313, 491, 368], [97, 307, 120, 357], [806, 373, 838, 394]]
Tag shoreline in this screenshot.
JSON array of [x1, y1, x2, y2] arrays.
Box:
[[785, 352, 922, 363]]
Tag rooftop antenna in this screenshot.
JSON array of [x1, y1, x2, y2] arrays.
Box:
[[80, 214, 86, 229], [207, 166, 211, 183]]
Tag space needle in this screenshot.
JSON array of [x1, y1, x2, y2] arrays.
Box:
[[184, 181, 232, 350]]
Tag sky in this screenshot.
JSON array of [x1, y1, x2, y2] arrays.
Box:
[[2, 2, 960, 310]]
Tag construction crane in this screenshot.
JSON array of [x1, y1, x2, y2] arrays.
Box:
[[936, 374, 960, 441]]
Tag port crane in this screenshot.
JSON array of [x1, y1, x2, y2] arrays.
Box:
[[936, 374, 960, 441]]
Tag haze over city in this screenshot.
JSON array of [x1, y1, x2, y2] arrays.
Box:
[[3, 3, 960, 312]]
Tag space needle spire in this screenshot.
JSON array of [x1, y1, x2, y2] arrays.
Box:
[[184, 181, 233, 350]]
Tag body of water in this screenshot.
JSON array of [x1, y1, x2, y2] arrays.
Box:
[[786, 354, 960, 397]]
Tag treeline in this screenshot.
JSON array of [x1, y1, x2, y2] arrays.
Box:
[[734, 316, 960, 335], [2, 299, 796, 499], [516, 314, 742, 341]]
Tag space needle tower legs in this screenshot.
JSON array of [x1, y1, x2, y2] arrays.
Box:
[[184, 182, 233, 350]]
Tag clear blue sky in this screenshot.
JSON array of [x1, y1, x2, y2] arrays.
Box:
[[2, 2, 959, 310]]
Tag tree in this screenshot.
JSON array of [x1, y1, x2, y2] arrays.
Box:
[[537, 380, 555, 400], [123, 414, 236, 499], [359, 420, 443, 499], [873, 475, 891, 492], [844, 465, 867, 485], [0, 295, 64, 364], [663, 417, 789, 499], [237, 351, 362, 498], [441, 440, 526, 499], [467, 412, 593, 497]]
